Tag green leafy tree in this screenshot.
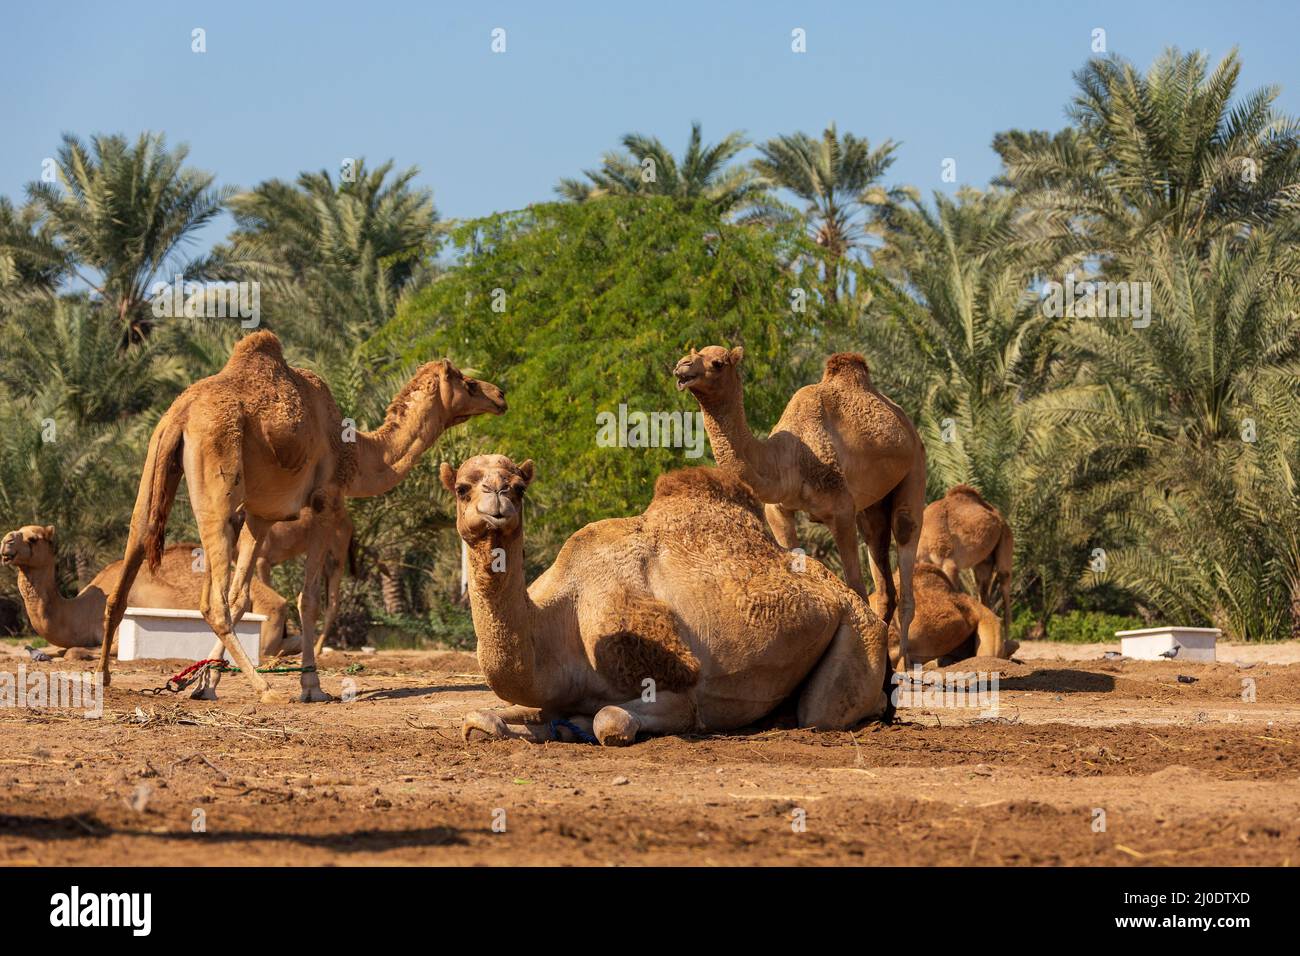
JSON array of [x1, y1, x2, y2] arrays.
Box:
[[376, 197, 818, 567]]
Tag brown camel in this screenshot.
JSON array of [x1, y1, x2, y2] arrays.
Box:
[[1, 525, 290, 658], [886, 563, 1014, 667], [674, 346, 927, 666], [917, 484, 1014, 638], [444, 455, 891, 746], [100, 330, 505, 703], [253, 506, 356, 657]]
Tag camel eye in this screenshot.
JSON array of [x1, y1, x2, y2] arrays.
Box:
[[710, 359, 723, 369], [511, 483, 526, 497], [466, 381, 478, 394], [456, 484, 471, 498]]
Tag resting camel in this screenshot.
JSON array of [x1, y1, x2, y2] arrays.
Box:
[[674, 346, 926, 666], [444, 455, 891, 746], [918, 485, 1014, 638], [887, 563, 1015, 667], [100, 330, 505, 703], [1, 525, 290, 658], [253, 506, 356, 656]]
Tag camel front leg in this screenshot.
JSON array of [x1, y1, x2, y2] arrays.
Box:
[[313, 563, 341, 657], [858, 504, 895, 621], [592, 691, 696, 746], [764, 503, 800, 550], [462, 705, 564, 742], [830, 511, 868, 601]]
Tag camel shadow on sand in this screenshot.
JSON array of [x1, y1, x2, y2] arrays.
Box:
[[0, 813, 472, 852]]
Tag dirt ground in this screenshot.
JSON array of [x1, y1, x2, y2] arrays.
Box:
[[1, 640, 1298, 866]]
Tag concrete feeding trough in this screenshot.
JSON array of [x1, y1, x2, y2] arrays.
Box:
[[1115, 626, 1219, 662], [117, 607, 263, 666]]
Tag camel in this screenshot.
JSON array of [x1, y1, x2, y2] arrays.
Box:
[[1, 525, 290, 658], [253, 506, 356, 657], [674, 346, 927, 666], [917, 485, 1014, 638], [99, 330, 505, 703], [886, 563, 1015, 667], [444, 455, 891, 746]]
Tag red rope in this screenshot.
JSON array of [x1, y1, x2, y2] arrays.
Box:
[[168, 658, 225, 684]]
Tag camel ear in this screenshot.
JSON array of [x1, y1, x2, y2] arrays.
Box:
[[439, 463, 458, 495], [43, 525, 55, 542], [516, 459, 535, 486], [728, 346, 745, 366]]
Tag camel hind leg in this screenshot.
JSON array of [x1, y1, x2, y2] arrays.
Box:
[[185, 439, 277, 702], [797, 599, 891, 729]]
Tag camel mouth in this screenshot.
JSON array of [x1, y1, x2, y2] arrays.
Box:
[[476, 513, 510, 530], [674, 371, 700, 391]]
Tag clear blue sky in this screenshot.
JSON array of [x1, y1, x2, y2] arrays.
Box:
[[3, 0, 1297, 247]]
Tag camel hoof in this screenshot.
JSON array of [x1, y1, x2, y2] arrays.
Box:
[[299, 686, 334, 703], [259, 689, 292, 705], [190, 687, 218, 701], [461, 711, 508, 742], [593, 707, 639, 747]]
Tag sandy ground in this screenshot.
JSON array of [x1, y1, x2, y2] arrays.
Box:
[[1, 640, 1298, 866]]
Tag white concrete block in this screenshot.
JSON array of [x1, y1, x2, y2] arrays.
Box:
[[117, 607, 264, 666], [1116, 626, 1219, 662]]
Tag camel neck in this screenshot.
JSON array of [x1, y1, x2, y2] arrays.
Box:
[[698, 391, 784, 500], [13, 563, 74, 640], [464, 531, 544, 705], [348, 404, 448, 498]]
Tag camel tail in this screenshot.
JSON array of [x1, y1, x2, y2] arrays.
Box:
[[100, 413, 185, 671]]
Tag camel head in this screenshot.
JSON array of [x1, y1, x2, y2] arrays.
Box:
[[0, 525, 57, 569], [673, 345, 744, 402], [394, 360, 507, 436], [439, 454, 534, 543]]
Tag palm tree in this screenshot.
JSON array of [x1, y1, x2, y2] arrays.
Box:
[[217, 159, 437, 372], [999, 48, 1300, 268], [1034, 223, 1300, 639], [864, 187, 1093, 625], [754, 124, 902, 300], [26, 133, 232, 341], [0, 197, 67, 308], [0, 296, 183, 584], [556, 122, 767, 214]]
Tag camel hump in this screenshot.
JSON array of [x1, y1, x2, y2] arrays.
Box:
[[822, 352, 872, 386], [228, 329, 285, 364], [651, 467, 763, 517], [948, 483, 992, 506]]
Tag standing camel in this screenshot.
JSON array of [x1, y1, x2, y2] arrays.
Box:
[[917, 485, 1014, 638], [99, 330, 505, 703], [2, 525, 289, 658], [674, 346, 926, 666], [445, 456, 891, 745]]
